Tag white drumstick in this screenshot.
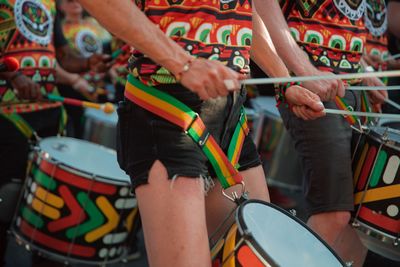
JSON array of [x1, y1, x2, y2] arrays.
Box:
[[237, 69, 400, 86], [348, 85, 400, 91], [324, 109, 400, 119], [384, 98, 400, 111]]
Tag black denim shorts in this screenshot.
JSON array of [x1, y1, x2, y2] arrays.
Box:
[[279, 90, 361, 216], [116, 84, 261, 190]]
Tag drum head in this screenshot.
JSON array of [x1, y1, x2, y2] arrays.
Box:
[[237, 201, 344, 267], [39, 137, 129, 183], [84, 106, 117, 126]]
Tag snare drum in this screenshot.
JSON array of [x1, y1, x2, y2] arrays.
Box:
[[211, 200, 345, 267], [11, 137, 139, 265], [352, 126, 400, 261], [83, 106, 117, 149]]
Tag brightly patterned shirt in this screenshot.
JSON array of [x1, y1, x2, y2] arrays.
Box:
[[129, 0, 253, 85], [280, 0, 368, 74], [0, 0, 63, 111]]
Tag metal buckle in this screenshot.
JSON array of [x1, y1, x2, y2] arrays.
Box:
[[184, 113, 199, 134], [221, 181, 248, 205]]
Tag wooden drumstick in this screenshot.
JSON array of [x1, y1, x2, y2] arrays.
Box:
[[46, 94, 114, 114]]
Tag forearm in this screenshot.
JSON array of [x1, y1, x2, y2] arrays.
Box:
[[78, 0, 192, 77], [55, 63, 80, 86], [56, 46, 89, 73], [388, 2, 400, 39], [250, 11, 290, 78], [253, 0, 315, 76]]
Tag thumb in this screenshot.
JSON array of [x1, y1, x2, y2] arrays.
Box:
[[302, 91, 325, 112]]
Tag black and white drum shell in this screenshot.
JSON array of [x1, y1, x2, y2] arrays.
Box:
[[83, 107, 118, 149]]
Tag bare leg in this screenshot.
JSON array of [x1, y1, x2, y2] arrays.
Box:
[[135, 160, 211, 267], [307, 211, 367, 267], [206, 165, 270, 244]]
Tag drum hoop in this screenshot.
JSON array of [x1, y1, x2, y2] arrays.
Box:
[[235, 200, 345, 266], [353, 219, 399, 245], [367, 127, 400, 151], [10, 229, 128, 265], [38, 151, 131, 186]]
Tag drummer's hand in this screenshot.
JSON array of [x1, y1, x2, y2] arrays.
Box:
[[9, 72, 42, 100], [362, 76, 388, 105], [363, 54, 384, 70], [301, 69, 345, 101], [179, 58, 242, 100], [87, 53, 112, 73], [286, 85, 325, 120]]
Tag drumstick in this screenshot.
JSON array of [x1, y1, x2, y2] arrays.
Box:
[[348, 85, 400, 91], [46, 94, 114, 114], [384, 98, 400, 111], [324, 108, 400, 119], [111, 44, 130, 60], [237, 69, 400, 86]]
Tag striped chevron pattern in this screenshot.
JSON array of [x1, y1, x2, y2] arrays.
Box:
[[13, 156, 140, 264]]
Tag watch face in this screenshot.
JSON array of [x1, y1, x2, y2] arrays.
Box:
[[14, 0, 53, 45]]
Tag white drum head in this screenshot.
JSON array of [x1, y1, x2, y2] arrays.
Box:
[[39, 137, 130, 183], [84, 106, 117, 126], [238, 201, 344, 267]]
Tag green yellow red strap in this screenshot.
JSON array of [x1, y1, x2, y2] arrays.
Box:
[[335, 91, 371, 126], [124, 74, 245, 189], [0, 112, 35, 139], [227, 108, 249, 169]]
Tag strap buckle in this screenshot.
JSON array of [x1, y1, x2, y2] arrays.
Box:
[[222, 181, 248, 205]]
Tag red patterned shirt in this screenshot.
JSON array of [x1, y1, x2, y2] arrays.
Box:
[[0, 0, 61, 108], [280, 0, 368, 74], [364, 0, 388, 84], [129, 0, 253, 85]]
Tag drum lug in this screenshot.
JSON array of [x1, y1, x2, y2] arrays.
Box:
[[394, 238, 399, 247], [351, 221, 360, 228], [288, 209, 297, 217], [345, 261, 354, 267]]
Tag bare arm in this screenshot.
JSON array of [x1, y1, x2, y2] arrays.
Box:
[[253, 0, 344, 101], [251, 11, 324, 119], [388, 2, 400, 39], [250, 10, 290, 78], [77, 0, 242, 100]]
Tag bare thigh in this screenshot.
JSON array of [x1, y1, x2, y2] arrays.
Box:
[[135, 160, 211, 267], [206, 165, 270, 244]]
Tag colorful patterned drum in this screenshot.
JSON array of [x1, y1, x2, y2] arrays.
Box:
[[211, 200, 344, 267], [83, 106, 118, 149], [352, 127, 400, 261], [11, 137, 139, 265]]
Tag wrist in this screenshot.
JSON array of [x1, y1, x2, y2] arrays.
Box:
[[274, 81, 302, 108], [70, 74, 81, 86], [167, 55, 196, 82]]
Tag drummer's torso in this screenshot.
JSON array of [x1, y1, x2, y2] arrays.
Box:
[[129, 0, 253, 86], [0, 0, 58, 106], [280, 0, 368, 74]]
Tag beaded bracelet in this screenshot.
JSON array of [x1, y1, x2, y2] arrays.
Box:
[[174, 58, 194, 82], [274, 81, 302, 108]]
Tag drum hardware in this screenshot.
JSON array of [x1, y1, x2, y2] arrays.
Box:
[[221, 181, 247, 205], [289, 209, 297, 217]]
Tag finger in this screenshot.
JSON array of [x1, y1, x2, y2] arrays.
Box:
[[336, 80, 345, 98], [292, 106, 309, 120]]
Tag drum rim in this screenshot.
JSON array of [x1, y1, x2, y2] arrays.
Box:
[[352, 218, 399, 245], [37, 137, 131, 185], [235, 199, 345, 266], [10, 228, 128, 265], [366, 126, 400, 151]]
